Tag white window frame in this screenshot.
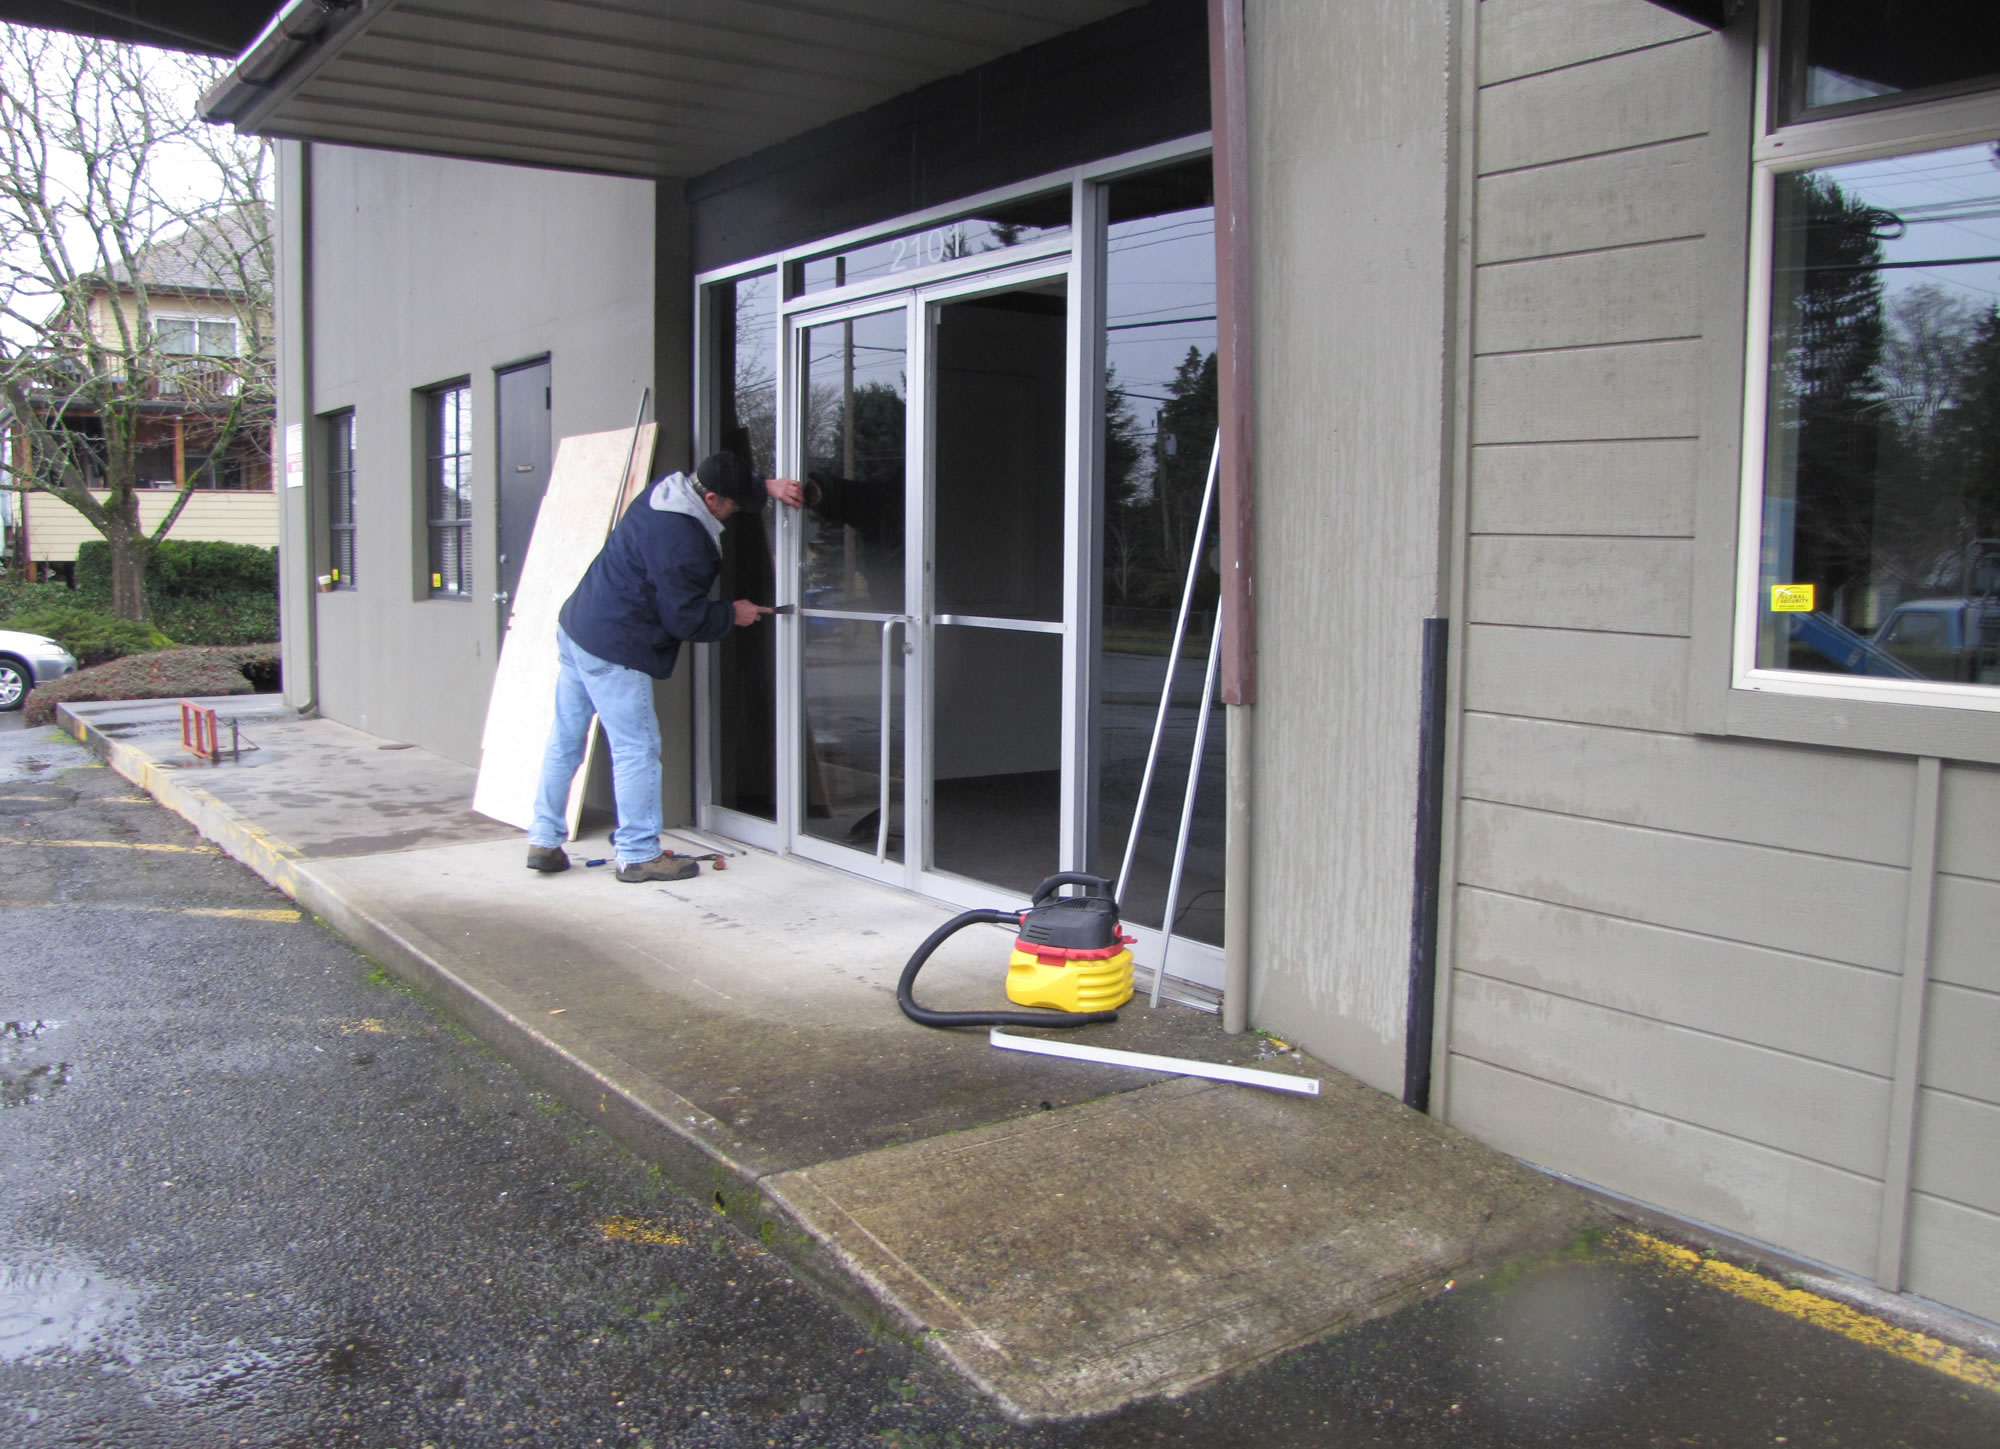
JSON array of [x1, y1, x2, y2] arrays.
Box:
[[1733, 1, 2000, 715], [152, 312, 239, 357]]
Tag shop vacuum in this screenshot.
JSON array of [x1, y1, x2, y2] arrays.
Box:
[[897, 872, 1136, 1029]]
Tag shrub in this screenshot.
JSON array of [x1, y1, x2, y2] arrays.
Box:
[[152, 591, 280, 647], [0, 575, 75, 620], [76, 538, 277, 603], [0, 603, 172, 666], [23, 644, 281, 727]]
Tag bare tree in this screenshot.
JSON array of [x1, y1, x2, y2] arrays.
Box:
[[0, 25, 271, 621]]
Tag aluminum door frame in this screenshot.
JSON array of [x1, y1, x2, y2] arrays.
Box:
[[779, 290, 919, 888]]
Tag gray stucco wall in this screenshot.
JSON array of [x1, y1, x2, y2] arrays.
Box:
[[303, 147, 656, 766], [1244, 2, 1456, 1095]]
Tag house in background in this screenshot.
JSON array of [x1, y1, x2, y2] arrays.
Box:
[[3, 204, 276, 577], [11, 0, 1991, 1338]]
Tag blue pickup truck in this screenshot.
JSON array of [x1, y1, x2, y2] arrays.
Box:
[[1869, 597, 2000, 683]]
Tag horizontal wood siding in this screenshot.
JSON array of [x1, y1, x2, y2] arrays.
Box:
[[1446, 2, 1943, 1283], [1449, 1057, 1883, 1274], [1902, 1195, 2000, 1326], [1477, 0, 1708, 86], [1460, 714, 1914, 867], [1908, 761, 2000, 1316], [1461, 623, 1688, 731], [24, 489, 279, 561], [1455, 889, 1898, 1075]]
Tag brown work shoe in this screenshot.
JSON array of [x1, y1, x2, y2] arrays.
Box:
[[616, 853, 699, 883], [526, 845, 570, 873]]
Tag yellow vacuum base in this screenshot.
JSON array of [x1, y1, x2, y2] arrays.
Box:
[[1005, 947, 1135, 1014]]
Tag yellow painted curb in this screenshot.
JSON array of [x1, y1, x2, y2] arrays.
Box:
[[1616, 1229, 2000, 1396]]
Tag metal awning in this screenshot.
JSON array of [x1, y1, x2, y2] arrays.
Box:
[[200, 0, 1147, 181], [1645, 0, 1745, 29], [0, 1, 273, 55]]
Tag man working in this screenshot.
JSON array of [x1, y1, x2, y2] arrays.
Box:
[[526, 451, 804, 881]]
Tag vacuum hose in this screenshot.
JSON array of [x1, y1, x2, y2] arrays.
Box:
[[896, 907, 1121, 1030]]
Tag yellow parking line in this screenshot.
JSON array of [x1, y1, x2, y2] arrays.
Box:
[[598, 1216, 687, 1247], [0, 898, 301, 922], [0, 836, 215, 854], [1616, 1229, 2000, 1395]]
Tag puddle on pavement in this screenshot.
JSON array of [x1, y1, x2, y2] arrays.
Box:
[[1, 1020, 70, 1108], [0, 1241, 146, 1364]]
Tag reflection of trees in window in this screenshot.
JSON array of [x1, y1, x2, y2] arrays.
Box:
[[1103, 367, 1145, 602], [725, 279, 776, 482], [1103, 346, 1217, 611], [1775, 171, 1888, 617], [1769, 156, 2000, 683], [805, 379, 904, 599]]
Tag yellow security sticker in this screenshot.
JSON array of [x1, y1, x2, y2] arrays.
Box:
[[1770, 583, 1815, 613], [330, 567, 339, 582], [431, 572, 442, 588]]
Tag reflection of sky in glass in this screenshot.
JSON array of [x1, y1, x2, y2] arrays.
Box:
[[1106, 206, 1217, 436], [1812, 143, 2000, 308], [806, 313, 905, 393], [799, 204, 1068, 294]]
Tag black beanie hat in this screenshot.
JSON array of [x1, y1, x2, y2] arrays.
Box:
[[695, 452, 763, 510]]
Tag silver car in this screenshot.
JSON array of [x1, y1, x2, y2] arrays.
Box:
[[0, 628, 79, 711]]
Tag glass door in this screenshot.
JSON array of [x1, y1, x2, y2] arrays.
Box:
[[788, 301, 914, 882], [921, 277, 1070, 898]]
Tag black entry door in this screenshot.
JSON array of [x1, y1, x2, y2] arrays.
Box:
[[495, 358, 552, 635]]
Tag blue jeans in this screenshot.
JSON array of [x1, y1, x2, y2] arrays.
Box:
[[528, 627, 663, 867]]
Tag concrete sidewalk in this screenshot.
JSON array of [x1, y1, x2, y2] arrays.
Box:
[[58, 696, 1594, 1422]]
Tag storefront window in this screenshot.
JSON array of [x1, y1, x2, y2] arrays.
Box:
[[1090, 157, 1224, 945], [793, 192, 1069, 295], [711, 270, 778, 819], [1781, 1, 2000, 121], [1756, 143, 2000, 687]]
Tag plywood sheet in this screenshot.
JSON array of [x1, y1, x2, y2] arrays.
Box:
[[472, 423, 655, 830]]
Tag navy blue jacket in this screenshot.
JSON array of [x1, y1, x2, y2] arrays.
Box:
[[559, 489, 731, 679]]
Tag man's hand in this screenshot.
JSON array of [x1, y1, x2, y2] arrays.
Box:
[[732, 599, 773, 627], [766, 476, 806, 509]]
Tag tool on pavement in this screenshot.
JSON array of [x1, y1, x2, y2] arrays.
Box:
[[897, 872, 1133, 1030]]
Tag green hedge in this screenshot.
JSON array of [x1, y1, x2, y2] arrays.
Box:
[[0, 603, 172, 666], [152, 591, 280, 647], [76, 538, 277, 602]]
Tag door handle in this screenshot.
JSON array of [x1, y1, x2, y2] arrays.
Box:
[[492, 591, 510, 604], [877, 616, 913, 862]]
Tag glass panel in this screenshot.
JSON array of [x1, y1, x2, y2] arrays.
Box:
[[802, 310, 907, 614], [712, 272, 779, 819], [795, 193, 1070, 295], [155, 317, 196, 353], [933, 283, 1067, 621], [800, 309, 907, 853], [1783, 2, 2000, 120], [1758, 144, 2000, 687], [1092, 157, 1224, 946], [931, 625, 1062, 890], [802, 618, 905, 860], [327, 410, 355, 588], [428, 386, 471, 597]]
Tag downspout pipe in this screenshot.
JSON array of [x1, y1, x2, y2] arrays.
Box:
[[1210, 0, 1255, 1033], [275, 139, 316, 716]]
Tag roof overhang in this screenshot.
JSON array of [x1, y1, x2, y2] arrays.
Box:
[[200, 0, 1149, 181], [1645, 0, 1749, 29], [0, 1, 275, 55]]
